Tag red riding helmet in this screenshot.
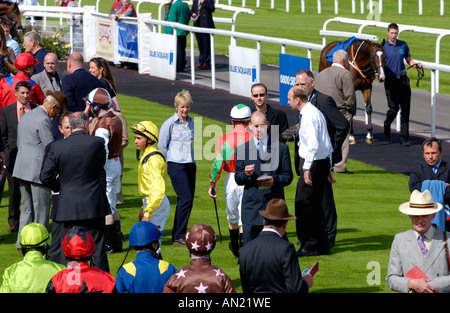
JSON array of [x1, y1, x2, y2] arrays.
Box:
[[62, 226, 96, 260]]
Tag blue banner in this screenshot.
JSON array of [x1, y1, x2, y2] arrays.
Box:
[[279, 54, 310, 106], [118, 21, 138, 59]]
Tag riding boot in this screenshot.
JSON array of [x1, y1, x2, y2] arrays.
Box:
[[228, 229, 240, 257], [105, 224, 116, 254], [114, 220, 124, 253]]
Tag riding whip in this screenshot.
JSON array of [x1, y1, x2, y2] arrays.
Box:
[[211, 187, 223, 243]]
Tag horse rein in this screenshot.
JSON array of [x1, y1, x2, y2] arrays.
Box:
[[349, 41, 367, 78], [396, 65, 425, 87]]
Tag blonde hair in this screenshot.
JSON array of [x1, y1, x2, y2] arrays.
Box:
[[174, 89, 193, 109]]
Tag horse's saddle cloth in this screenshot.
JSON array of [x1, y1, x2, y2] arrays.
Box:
[[325, 36, 358, 62]]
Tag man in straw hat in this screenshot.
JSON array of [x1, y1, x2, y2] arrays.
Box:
[[386, 189, 450, 293], [239, 198, 313, 293]]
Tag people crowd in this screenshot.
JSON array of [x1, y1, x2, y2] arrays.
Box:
[[0, 17, 446, 295]]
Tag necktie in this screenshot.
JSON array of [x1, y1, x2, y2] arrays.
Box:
[[19, 105, 25, 118], [418, 234, 427, 257], [51, 76, 61, 91], [432, 165, 438, 174]]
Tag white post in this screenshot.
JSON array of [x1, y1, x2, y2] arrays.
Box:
[[318, 0, 321, 14], [430, 69, 436, 137], [210, 34, 216, 89], [418, 0, 422, 15]]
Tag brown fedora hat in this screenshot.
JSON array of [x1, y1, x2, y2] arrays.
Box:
[[259, 198, 296, 221], [46, 90, 67, 110]]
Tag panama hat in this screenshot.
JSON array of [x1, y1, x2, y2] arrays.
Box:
[[259, 198, 296, 221], [399, 190, 442, 216]]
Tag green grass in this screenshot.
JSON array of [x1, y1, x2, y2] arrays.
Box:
[[4, 0, 442, 293], [0, 94, 412, 293]]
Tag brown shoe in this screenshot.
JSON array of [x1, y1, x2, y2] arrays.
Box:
[[195, 64, 203, 69], [172, 238, 186, 246]]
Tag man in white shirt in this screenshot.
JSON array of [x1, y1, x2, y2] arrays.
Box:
[[287, 86, 334, 257]]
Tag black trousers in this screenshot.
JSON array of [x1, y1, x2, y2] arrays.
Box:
[[5, 166, 21, 228], [195, 32, 211, 66], [295, 158, 330, 253], [168, 161, 196, 241], [384, 75, 411, 141], [50, 217, 109, 273], [176, 35, 187, 72]]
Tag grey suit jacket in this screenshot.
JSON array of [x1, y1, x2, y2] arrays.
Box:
[[386, 226, 450, 293], [13, 106, 54, 183], [31, 70, 62, 95]]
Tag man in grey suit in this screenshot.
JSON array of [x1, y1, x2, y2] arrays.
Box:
[[0, 81, 37, 234], [13, 90, 66, 247], [386, 189, 450, 293], [31, 52, 62, 94]]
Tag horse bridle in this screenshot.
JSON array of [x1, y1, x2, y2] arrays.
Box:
[[349, 41, 383, 79]]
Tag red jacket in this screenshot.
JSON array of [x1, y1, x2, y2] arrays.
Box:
[[46, 261, 116, 293], [0, 72, 45, 112]]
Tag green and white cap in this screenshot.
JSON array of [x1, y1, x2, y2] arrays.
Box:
[[230, 104, 251, 120]]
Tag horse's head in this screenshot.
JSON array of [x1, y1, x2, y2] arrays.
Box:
[[369, 40, 385, 82], [5, 2, 22, 30]]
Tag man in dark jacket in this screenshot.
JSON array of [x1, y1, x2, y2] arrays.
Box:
[[293, 69, 350, 249], [235, 111, 293, 245], [191, 0, 215, 69], [409, 137, 450, 231], [239, 198, 313, 293], [40, 111, 110, 272]]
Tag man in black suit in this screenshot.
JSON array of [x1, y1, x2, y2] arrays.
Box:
[[409, 137, 450, 231], [40, 112, 110, 272], [235, 111, 293, 245], [62, 52, 103, 113], [0, 81, 36, 233], [293, 69, 350, 249], [239, 198, 312, 293], [191, 0, 215, 69], [251, 83, 289, 143]]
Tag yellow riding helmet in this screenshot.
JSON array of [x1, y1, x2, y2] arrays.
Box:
[[20, 222, 51, 249], [130, 121, 159, 143]]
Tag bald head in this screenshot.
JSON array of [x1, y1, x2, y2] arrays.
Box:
[[67, 52, 83, 73], [44, 52, 58, 75]]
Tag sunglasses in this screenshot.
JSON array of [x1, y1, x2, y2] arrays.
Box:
[[252, 93, 266, 98]]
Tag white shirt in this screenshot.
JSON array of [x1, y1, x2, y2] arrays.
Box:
[[297, 102, 333, 170]]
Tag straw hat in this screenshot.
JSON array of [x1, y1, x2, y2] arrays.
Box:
[[398, 190, 442, 216]]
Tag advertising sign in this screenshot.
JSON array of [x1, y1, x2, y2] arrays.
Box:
[[279, 54, 310, 106], [229, 45, 260, 97]]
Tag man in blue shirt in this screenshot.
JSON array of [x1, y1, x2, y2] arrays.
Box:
[[383, 23, 423, 146]]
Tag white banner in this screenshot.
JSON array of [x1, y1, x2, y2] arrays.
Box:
[[147, 32, 177, 80], [229, 45, 260, 97], [138, 13, 152, 74]]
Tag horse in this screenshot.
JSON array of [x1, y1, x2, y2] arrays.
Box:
[[0, 1, 22, 42], [319, 38, 386, 144]]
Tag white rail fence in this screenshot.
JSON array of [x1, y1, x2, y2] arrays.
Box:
[[222, 0, 446, 15], [16, 5, 450, 137]]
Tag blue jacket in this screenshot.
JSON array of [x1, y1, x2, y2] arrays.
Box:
[[116, 251, 177, 293]]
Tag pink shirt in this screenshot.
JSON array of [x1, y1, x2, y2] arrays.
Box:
[[16, 102, 32, 122]]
